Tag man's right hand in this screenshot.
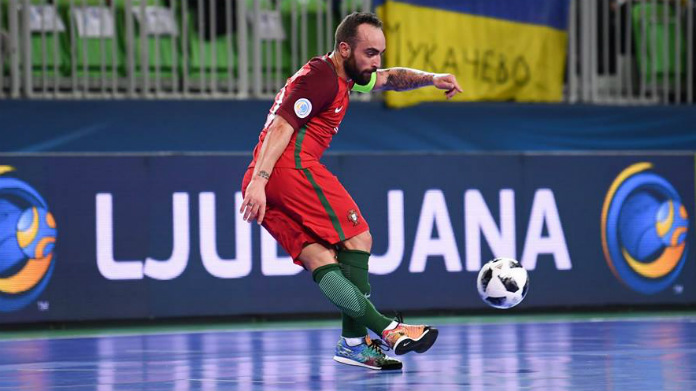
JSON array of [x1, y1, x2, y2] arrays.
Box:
[[240, 116, 294, 225], [240, 177, 268, 224]]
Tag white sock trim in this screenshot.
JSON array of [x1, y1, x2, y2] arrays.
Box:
[[343, 336, 366, 346], [384, 321, 399, 331]]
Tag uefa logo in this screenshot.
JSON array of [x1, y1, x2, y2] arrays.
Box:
[[601, 162, 689, 294], [0, 166, 56, 312], [293, 98, 312, 119]]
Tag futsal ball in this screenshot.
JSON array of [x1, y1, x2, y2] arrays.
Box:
[[477, 258, 529, 309]]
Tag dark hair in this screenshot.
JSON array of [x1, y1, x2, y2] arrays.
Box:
[[334, 12, 383, 50]]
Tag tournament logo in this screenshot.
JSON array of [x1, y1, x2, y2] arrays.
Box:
[[0, 166, 56, 312], [294, 98, 312, 119], [601, 162, 688, 294]]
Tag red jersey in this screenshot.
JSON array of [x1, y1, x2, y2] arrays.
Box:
[[249, 55, 354, 169]]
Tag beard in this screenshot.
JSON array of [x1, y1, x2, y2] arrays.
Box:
[[344, 53, 374, 85]]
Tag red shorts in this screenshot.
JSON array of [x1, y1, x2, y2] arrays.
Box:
[[242, 165, 369, 263]]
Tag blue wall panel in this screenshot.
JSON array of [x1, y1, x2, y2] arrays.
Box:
[[0, 153, 693, 323], [2, 101, 696, 152]]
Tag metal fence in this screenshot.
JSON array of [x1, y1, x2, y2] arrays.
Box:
[[0, 0, 371, 99], [1, 0, 694, 104], [568, 0, 695, 104]]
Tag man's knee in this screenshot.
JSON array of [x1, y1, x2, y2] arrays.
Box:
[[341, 231, 372, 252], [298, 243, 337, 272]]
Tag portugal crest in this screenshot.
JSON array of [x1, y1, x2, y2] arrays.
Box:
[[347, 209, 360, 226]]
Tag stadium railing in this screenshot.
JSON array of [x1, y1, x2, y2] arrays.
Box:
[[0, 0, 371, 99], [1, 0, 694, 104], [567, 0, 695, 104]]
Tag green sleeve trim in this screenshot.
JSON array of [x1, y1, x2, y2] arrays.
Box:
[[351, 72, 377, 93]]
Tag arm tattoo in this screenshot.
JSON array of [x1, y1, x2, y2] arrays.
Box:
[[384, 68, 434, 91]]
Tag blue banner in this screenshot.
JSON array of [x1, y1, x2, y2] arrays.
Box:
[[377, 0, 570, 30], [0, 153, 693, 323], [376, 0, 569, 105]]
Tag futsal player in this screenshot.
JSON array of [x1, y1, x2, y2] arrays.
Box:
[[241, 12, 462, 370]]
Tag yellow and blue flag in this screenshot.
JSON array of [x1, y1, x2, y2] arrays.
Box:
[[375, 0, 570, 107]]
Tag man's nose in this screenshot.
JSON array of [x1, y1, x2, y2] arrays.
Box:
[[373, 55, 382, 69]]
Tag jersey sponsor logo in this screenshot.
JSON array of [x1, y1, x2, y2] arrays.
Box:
[[334, 106, 343, 113], [294, 98, 312, 119]]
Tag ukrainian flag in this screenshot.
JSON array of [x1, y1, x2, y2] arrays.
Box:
[[375, 0, 570, 107]]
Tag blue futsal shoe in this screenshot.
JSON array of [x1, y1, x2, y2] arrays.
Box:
[[332, 336, 403, 370]]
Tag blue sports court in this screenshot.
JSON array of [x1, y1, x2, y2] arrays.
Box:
[[1, 314, 695, 391], [2, 1, 696, 390]]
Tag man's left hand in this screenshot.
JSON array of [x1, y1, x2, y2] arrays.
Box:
[[433, 74, 463, 99]]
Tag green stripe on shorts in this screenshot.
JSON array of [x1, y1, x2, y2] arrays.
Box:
[[302, 168, 346, 242]]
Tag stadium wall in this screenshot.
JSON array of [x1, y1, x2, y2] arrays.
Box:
[[2, 101, 696, 152], [0, 153, 693, 324]]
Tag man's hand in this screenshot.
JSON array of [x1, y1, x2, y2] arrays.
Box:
[[433, 74, 463, 99], [240, 177, 268, 224], [239, 115, 294, 225]]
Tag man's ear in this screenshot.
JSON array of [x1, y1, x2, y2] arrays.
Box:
[[338, 41, 352, 59]]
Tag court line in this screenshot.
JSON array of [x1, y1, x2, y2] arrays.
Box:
[[0, 312, 694, 343]]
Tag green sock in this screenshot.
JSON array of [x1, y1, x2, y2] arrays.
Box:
[[337, 250, 371, 338], [312, 263, 392, 335]]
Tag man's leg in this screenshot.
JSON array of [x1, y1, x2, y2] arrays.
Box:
[[263, 166, 437, 356], [339, 232, 440, 356], [299, 242, 401, 370], [300, 242, 392, 335], [337, 232, 373, 339]]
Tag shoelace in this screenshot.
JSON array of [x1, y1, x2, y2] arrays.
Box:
[[390, 312, 425, 338], [367, 338, 392, 356], [394, 311, 404, 324]]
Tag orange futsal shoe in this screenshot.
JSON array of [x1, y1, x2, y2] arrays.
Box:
[[381, 318, 439, 355]]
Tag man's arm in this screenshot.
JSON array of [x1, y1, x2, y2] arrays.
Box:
[[240, 115, 294, 224], [373, 68, 462, 99]]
